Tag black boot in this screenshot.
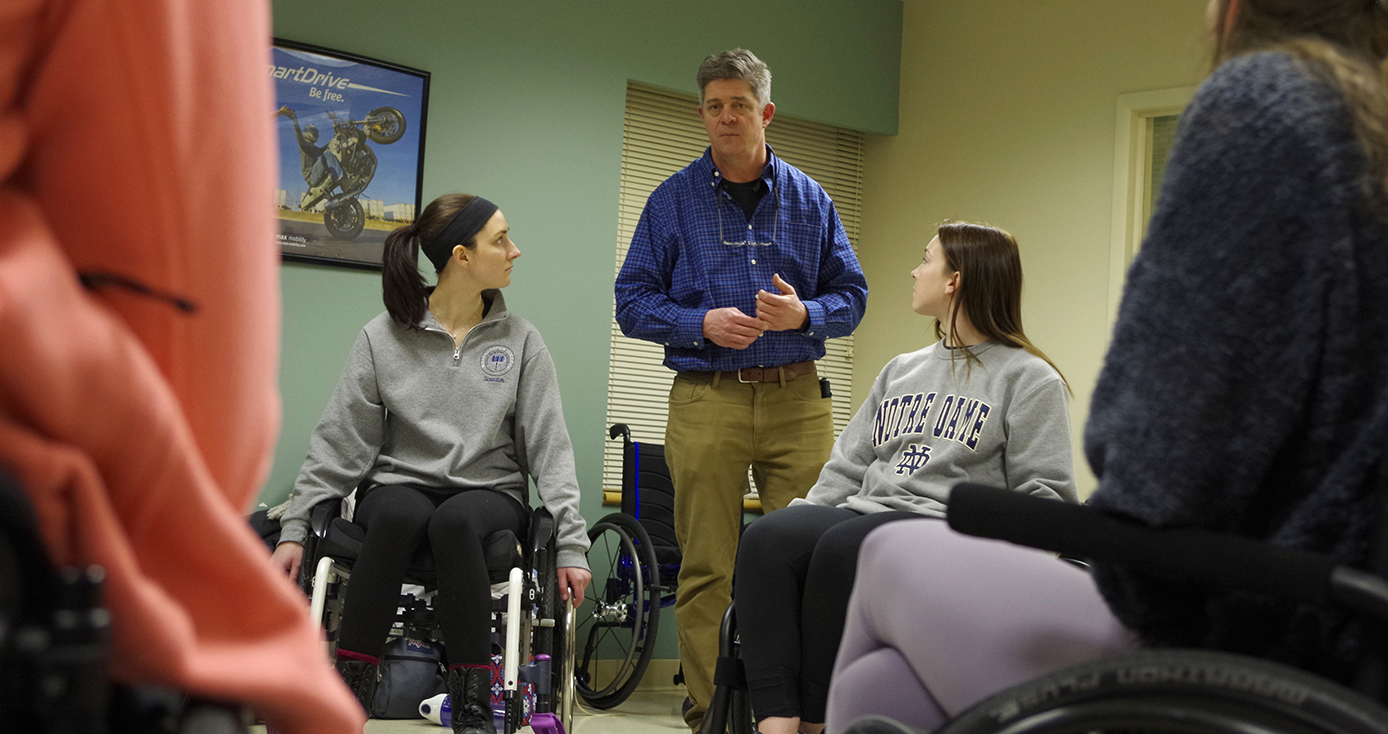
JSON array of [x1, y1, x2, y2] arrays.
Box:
[[447, 666, 494, 734], [334, 658, 378, 717]]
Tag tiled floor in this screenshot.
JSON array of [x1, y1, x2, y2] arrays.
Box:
[[250, 689, 687, 734]]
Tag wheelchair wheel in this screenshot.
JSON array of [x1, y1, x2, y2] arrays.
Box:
[[533, 540, 567, 704], [938, 650, 1388, 734], [575, 512, 661, 709]]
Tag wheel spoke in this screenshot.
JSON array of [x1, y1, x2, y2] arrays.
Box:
[[574, 513, 661, 708]]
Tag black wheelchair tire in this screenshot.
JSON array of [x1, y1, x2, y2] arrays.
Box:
[[730, 686, 755, 734], [575, 512, 661, 709], [937, 650, 1388, 734], [533, 539, 566, 702]]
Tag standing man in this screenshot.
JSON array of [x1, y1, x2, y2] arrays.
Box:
[[614, 48, 867, 732]]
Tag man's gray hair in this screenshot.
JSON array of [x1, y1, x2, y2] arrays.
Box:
[[697, 48, 771, 107]]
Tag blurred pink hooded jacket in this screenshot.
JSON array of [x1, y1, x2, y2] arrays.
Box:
[[0, 0, 363, 731]]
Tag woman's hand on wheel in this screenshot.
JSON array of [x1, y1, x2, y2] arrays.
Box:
[[557, 566, 591, 606], [271, 541, 305, 580]]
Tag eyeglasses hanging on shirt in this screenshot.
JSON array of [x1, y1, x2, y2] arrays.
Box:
[[717, 174, 780, 248]]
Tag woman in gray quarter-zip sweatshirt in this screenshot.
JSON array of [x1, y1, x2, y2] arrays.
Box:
[[270, 194, 590, 729]]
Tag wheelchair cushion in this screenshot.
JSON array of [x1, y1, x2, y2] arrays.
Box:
[[322, 517, 366, 559], [323, 517, 436, 584], [320, 518, 522, 585], [482, 530, 522, 585]]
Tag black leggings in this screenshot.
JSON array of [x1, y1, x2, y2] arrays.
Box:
[[337, 484, 528, 666], [735, 504, 918, 724]]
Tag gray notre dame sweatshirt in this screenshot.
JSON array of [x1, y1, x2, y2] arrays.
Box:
[[804, 340, 1077, 514], [279, 290, 590, 570]]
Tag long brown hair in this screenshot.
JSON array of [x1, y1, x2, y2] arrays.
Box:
[[1212, 0, 1388, 207], [381, 193, 478, 329], [933, 221, 1070, 394]]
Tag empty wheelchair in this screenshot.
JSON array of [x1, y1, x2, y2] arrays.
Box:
[[297, 492, 575, 734], [570, 424, 676, 709]]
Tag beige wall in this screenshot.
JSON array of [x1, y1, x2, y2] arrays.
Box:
[[854, 0, 1210, 495]]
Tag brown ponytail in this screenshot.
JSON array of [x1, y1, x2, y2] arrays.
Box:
[[380, 193, 478, 329], [382, 224, 427, 328]]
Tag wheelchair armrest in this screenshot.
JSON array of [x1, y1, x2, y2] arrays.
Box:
[[308, 498, 343, 539], [947, 483, 1343, 607], [529, 506, 555, 560]]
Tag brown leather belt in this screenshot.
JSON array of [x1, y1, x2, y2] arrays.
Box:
[[682, 360, 817, 384]]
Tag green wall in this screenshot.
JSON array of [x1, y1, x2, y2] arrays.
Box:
[[263, 0, 902, 506], [264, 0, 902, 662]]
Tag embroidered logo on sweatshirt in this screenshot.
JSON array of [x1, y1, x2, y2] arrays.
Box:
[[895, 443, 933, 475], [481, 345, 515, 381]]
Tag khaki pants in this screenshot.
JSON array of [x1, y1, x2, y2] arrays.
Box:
[[666, 370, 835, 731]]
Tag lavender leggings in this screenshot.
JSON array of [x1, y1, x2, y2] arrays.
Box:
[[825, 520, 1139, 732]]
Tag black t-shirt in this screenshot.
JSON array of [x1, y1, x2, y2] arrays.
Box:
[[721, 178, 766, 221]]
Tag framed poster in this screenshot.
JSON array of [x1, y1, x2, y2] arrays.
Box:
[[271, 39, 429, 269]]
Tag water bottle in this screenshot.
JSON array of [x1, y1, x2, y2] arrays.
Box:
[[420, 692, 450, 727]]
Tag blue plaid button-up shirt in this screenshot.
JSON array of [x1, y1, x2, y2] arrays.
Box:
[[615, 147, 868, 373]]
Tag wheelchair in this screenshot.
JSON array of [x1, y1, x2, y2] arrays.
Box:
[[1, 467, 252, 734], [568, 424, 676, 709], [297, 491, 576, 734], [923, 483, 1388, 734], [828, 484, 1388, 734], [701, 482, 1388, 734]]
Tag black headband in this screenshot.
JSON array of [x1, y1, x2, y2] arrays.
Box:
[[421, 196, 499, 272]]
